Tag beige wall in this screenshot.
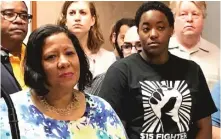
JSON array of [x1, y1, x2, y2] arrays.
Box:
[[95, 2, 143, 50], [36, 1, 63, 26], [202, 1, 220, 47], [36, 1, 143, 51]]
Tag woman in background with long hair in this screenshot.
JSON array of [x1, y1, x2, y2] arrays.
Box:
[[57, 1, 116, 78]]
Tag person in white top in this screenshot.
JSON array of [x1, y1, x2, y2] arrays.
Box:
[[169, 1, 220, 90], [121, 26, 142, 58], [57, 1, 116, 78]]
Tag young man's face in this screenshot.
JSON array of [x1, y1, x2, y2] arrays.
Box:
[[117, 25, 130, 48], [138, 10, 173, 56], [122, 26, 141, 57], [174, 1, 204, 37]]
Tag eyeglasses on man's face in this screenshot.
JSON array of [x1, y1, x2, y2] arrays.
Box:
[[1, 10, 33, 23], [121, 42, 142, 52]]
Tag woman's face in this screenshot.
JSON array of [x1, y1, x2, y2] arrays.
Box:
[[65, 1, 95, 37], [41, 33, 80, 89]]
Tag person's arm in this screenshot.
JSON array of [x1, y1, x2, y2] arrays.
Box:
[[196, 116, 212, 139], [193, 65, 217, 139], [212, 126, 220, 139], [0, 98, 12, 139], [211, 82, 220, 139], [100, 97, 129, 139], [99, 62, 128, 122], [88, 73, 106, 95]]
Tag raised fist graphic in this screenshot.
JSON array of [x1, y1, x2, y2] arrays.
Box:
[[149, 85, 182, 132]]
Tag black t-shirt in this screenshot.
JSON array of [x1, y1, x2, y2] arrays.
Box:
[[99, 53, 217, 139]]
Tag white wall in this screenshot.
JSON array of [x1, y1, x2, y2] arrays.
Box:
[[202, 1, 220, 47]]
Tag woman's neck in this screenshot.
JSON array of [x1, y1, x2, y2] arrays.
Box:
[[31, 88, 86, 120], [44, 87, 74, 109], [140, 50, 169, 65], [177, 34, 200, 49], [77, 33, 91, 55]]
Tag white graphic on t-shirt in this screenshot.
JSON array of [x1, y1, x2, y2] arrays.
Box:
[[140, 80, 191, 134]]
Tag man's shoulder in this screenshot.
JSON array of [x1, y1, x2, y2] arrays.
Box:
[[119, 53, 139, 62], [168, 36, 179, 48], [168, 36, 220, 51], [170, 53, 200, 68], [111, 54, 139, 68], [170, 53, 189, 62], [200, 38, 219, 53]]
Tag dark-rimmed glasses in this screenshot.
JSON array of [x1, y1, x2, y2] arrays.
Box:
[[1, 10, 33, 23], [121, 42, 142, 52]]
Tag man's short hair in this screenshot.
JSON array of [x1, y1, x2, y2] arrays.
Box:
[[169, 1, 207, 19], [135, 1, 174, 28]]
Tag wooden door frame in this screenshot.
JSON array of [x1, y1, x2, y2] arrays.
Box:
[[31, 1, 37, 31]]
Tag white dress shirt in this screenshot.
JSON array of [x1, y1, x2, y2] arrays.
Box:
[[169, 36, 220, 90], [87, 48, 116, 78]]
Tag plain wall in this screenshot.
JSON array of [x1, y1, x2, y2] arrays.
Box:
[[36, 1, 63, 26], [23, 1, 32, 44], [202, 1, 220, 47]]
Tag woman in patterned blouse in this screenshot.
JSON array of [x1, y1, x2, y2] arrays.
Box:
[[0, 24, 127, 139]]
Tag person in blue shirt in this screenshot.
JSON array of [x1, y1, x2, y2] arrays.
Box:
[[211, 81, 220, 139]]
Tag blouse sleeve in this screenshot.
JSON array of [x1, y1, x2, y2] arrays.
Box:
[[0, 99, 12, 139], [100, 97, 128, 139]]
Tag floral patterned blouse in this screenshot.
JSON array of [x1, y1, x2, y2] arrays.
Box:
[[0, 89, 127, 139]]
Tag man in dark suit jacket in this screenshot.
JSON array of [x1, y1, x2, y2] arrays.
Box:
[[1, 1, 32, 95]]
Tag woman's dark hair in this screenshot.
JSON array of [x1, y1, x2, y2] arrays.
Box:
[[114, 18, 135, 58], [24, 24, 92, 96], [135, 1, 174, 28]]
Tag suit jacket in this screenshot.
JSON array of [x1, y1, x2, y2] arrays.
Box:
[[1, 49, 21, 95]]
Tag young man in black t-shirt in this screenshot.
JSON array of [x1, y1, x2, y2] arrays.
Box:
[[99, 2, 217, 139]]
